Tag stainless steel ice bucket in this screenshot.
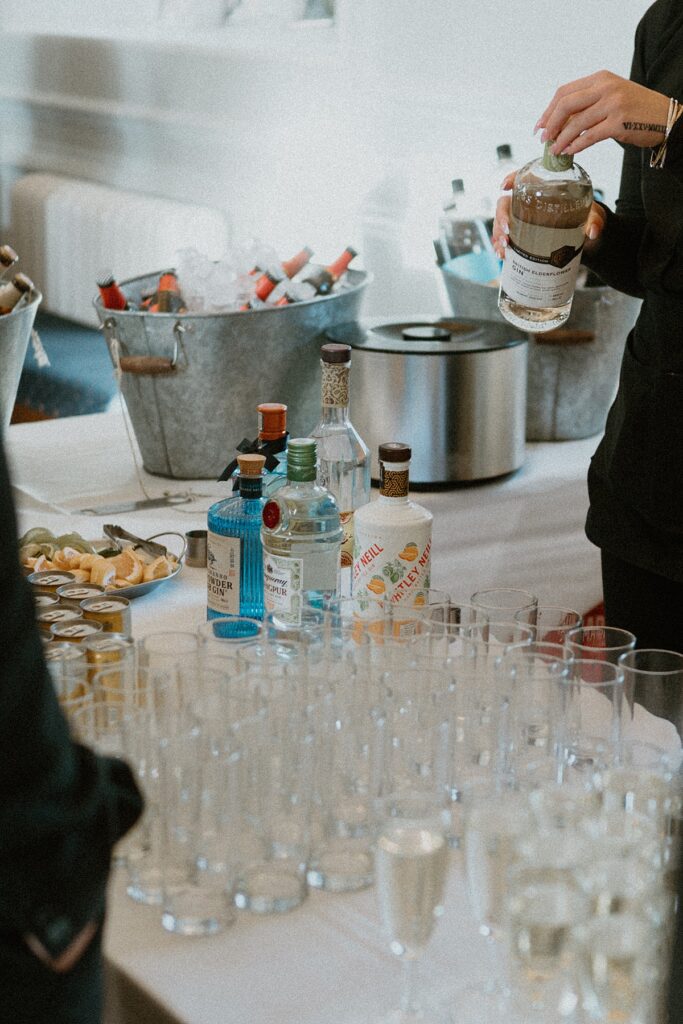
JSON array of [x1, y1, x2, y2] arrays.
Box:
[[326, 317, 528, 486], [0, 291, 42, 430], [438, 261, 641, 441], [94, 269, 370, 479]]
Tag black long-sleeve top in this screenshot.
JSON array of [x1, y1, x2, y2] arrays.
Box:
[[582, 0, 683, 581], [0, 434, 143, 1022]]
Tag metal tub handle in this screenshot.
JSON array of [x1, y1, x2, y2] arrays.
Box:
[[534, 328, 596, 345], [101, 318, 187, 375]]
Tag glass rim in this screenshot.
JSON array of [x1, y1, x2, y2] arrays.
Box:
[[498, 641, 574, 664], [470, 587, 538, 610], [514, 605, 582, 623], [565, 625, 637, 651], [564, 657, 625, 685], [617, 648, 683, 676], [465, 621, 536, 641]]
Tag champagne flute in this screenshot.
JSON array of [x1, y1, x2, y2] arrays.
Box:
[[454, 780, 533, 1019], [375, 793, 450, 1023]]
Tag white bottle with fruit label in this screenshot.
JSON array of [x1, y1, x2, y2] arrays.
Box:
[[352, 443, 432, 609]]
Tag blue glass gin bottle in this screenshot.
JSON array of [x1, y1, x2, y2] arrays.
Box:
[[207, 453, 266, 620]]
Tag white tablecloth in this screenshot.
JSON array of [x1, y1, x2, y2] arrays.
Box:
[[6, 407, 603, 633], [6, 409, 607, 1024]]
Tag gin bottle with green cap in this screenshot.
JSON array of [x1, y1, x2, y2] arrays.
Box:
[[498, 142, 593, 332], [261, 438, 342, 628]]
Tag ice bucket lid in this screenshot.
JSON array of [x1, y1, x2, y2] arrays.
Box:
[[326, 317, 526, 355]]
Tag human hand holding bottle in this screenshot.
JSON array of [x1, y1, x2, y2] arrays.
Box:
[[535, 70, 670, 155], [492, 174, 606, 261], [492, 70, 675, 261]]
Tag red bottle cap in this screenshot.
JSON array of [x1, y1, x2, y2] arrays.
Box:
[[257, 403, 287, 440], [262, 500, 281, 530]]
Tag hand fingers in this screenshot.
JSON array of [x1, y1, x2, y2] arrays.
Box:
[[561, 121, 611, 156], [541, 87, 604, 147], [500, 171, 516, 191], [492, 195, 511, 259], [25, 921, 98, 975], [585, 203, 607, 242], [551, 105, 608, 154], [535, 71, 611, 132]]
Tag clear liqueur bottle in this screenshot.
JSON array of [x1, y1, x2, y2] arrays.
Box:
[[261, 438, 342, 628], [498, 142, 593, 332], [352, 443, 432, 609], [309, 343, 370, 595], [207, 453, 267, 620]]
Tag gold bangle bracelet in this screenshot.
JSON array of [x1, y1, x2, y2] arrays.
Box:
[[650, 96, 683, 169]]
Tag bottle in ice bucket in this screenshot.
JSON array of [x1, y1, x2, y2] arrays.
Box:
[[149, 272, 185, 313], [207, 453, 267, 621], [96, 270, 129, 311], [352, 443, 432, 608], [243, 246, 313, 309], [261, 438, 342, 628], [300, 246, 357, 295], [0, 244, 18, 283], [309, 343, 370, 594], [0, 273, 34, 314], [498, 142, 593, 332]]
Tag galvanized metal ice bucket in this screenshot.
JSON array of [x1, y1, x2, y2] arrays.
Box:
[[0, 291, 42, 430], [95, 269, 370, 479], [439, 261, 642, 441]]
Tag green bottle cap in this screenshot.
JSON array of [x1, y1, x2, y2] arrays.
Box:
[[542, 141, 574, 173], [287, 438, 317, 481]]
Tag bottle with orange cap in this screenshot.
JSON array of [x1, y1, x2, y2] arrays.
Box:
[[96, 270, 130, 311], [242, 246, 313, 310], [299, 246, 357, 295], [217, 402, 289, 497], [148, 272, 186, 314]]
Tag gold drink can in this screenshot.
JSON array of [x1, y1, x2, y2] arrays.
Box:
[[49, 620, 104, 644], [27, 570, 76, 595], [44, 642, 89, 700], [84, 633, 135, 691], [36, 607, 83, 634], [56, 582, 105, 609], [80, 596, 132, 635], [34, 592, 60, 610]]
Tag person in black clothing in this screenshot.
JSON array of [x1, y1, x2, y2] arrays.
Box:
[[493, 0, 683, 655], [0, 431, 143, 1022], [493, 3, 683, 1018]]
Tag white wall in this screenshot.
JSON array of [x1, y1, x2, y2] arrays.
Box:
[[0, 0, 652, 316]]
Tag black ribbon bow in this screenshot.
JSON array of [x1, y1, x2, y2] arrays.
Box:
[[217, 434, 289, 487]]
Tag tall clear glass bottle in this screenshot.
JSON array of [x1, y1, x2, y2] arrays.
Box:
[[309, 342, 370, 595], [352, 443, 432, 609], [482, 143, 517, 235], [207, 453, 266, 620], [261, 438, 342, 628], [498, 142, 593, 332], [437, 179, 492, 263]]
